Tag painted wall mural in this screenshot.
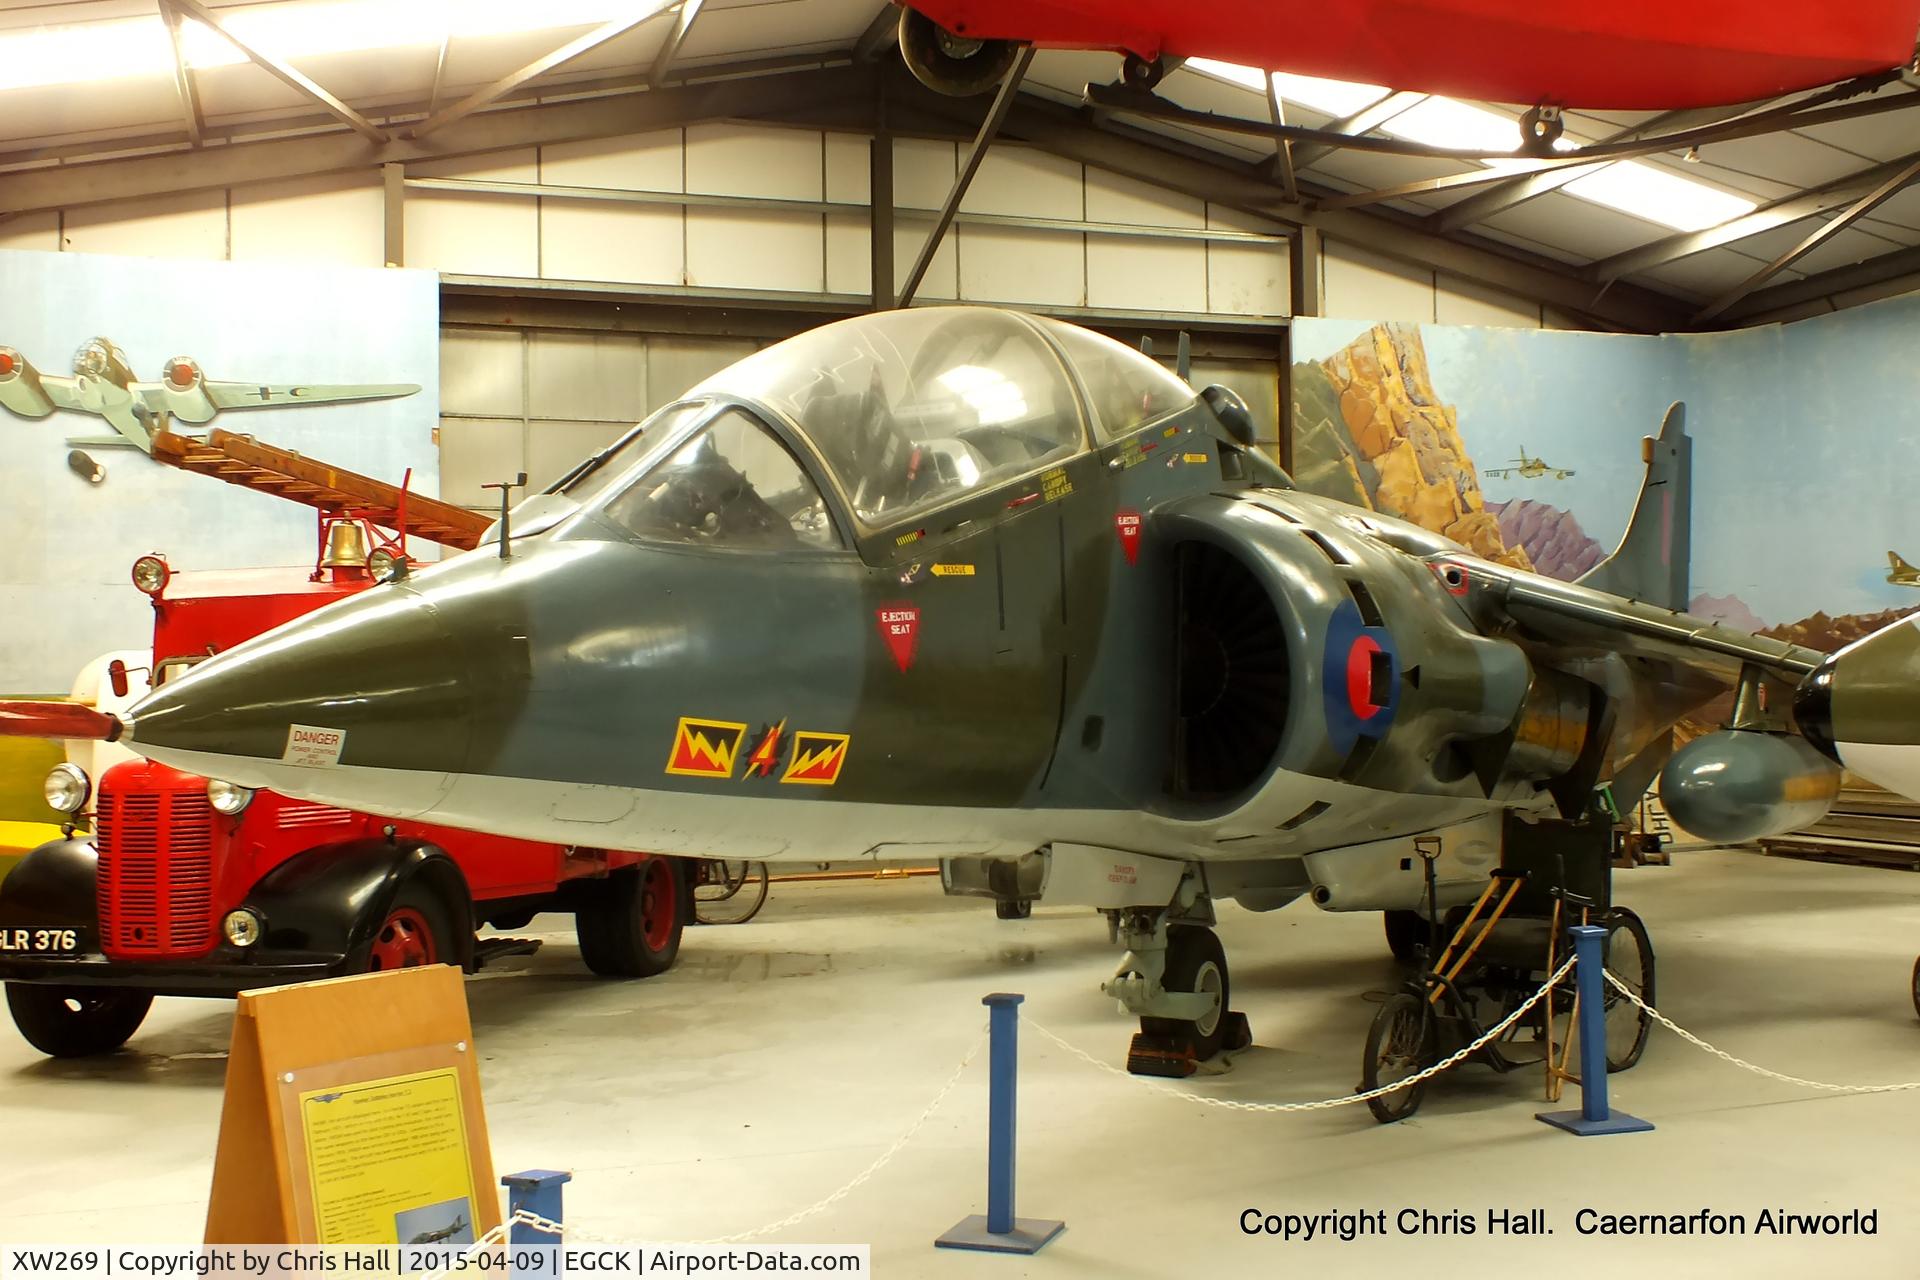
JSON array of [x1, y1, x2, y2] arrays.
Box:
[[1292, 296, 1920, 667], [0, 249, 441, 693]]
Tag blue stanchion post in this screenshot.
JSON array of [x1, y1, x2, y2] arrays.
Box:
[[1537, 925, 1654, 1136], [936, 993, 1065, 1255], [502, 1169, 571, 1244]]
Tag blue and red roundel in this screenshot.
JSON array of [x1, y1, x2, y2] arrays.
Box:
[[1321, 599, 1399, 755]]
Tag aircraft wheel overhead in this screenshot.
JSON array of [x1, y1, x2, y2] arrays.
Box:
[[1142, 924, 1230, 1059], [1363, 990, 1435, 1123], [1909, 957, 1920, 1021], [4, 984, 153, 1059], [578, 859, 686, 977], [995, 898, 1032, 921], [1601, 909, 1656, 1072]]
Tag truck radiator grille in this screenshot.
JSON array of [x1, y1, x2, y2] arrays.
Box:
[[97, 788, 218, 956]]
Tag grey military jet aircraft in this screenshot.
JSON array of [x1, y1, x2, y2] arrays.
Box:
[[18, 306, 1909, 1062], [0, 338, 419, 452]]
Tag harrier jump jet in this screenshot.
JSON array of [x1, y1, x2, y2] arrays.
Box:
[[17, 307, 1902, 1062], [0, 338, 419, 452]]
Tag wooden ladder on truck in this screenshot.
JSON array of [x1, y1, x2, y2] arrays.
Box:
[[149, 427, 493, 551]]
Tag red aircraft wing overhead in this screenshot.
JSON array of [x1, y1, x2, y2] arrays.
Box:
[[905, 0, 1920, 107]]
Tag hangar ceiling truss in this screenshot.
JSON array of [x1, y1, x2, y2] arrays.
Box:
[[4, 7, 1920, 331]]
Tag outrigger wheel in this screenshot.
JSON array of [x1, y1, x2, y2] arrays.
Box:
[[1128, 924, 1252, 1077]]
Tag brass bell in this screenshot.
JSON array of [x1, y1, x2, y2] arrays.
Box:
[[319, 519, 371, 569]]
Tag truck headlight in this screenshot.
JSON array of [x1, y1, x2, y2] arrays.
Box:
[[207, 778, 254, 815], [44, 764, 90, 814], [131, 554, 170, 597], [222, 909, 263, 948]]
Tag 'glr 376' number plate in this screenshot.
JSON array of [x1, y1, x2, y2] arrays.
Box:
[[0, 928, 80, 954]]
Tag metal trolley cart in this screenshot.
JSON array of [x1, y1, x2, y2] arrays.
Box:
[[1361, 821, 1655, 1123]]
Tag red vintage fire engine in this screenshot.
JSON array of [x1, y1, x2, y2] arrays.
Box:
[[0, 432, 688, 1058]]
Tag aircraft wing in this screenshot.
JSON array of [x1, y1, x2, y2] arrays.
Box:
[[199, 381, 421, 411], [1489, 568, 1821, 681]]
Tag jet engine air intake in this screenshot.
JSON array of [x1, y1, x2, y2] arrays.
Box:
[[1171, 540, 1289, 800]]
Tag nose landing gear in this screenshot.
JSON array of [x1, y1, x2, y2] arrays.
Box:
[[1104, 908, 1251, 1077]]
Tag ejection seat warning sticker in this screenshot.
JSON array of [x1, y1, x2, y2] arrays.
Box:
[[299, 1067, 476, 1245], [284, 724, 346, 767]]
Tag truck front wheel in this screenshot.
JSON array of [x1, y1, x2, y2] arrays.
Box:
[[577, 858, 685, 978], [6, 983, 153, 1058], [366, 880, 458, 972]]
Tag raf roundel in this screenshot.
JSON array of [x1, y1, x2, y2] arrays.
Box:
[[1320, 599, 1400, 755]]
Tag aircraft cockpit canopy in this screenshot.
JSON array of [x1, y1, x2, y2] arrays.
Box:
[[690, 306, 1195, 532]]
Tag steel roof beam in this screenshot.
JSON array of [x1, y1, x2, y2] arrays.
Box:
[[649, 0, 705, 88], [1588, 150, 1920, 282], [897, 46, 1035, 306], [411, 4, 680, 139], [1428, 101, 1756, 233], [1692, 155, 1920, 322], [1717, 244, 1920, 324], [854, 3, 901, 62], [0, 64, 873, 217], [1289, 90, 1425, 169], [157, 1, 204, 146], [167, 0, 388, 143]]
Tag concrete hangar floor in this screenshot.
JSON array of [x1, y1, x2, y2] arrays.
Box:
[[1, 850, 1915, 1278]]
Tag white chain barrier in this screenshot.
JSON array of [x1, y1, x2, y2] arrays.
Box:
[[1602, 970, 1920, 1095], [1029, 953, 1578, 1112], [419, 955, 1920, 1270]]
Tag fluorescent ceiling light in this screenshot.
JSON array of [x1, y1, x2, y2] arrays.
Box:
[[1185, 58, 1757, 232], [0, 0, 657, 93]]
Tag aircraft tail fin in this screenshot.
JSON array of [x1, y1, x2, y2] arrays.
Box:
[[1891, 551, 1915, 575], [1576, 402, 1692, 612]]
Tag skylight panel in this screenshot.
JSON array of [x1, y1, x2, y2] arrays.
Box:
[[1184, 58, 1758, 233], [0, 0, 658, 93]]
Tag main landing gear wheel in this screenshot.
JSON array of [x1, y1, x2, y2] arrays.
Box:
[[367, 880, 456, 972], [1142, 924, 1231, 1060], [5, 984, 153, 1058], [897, 8, 1020, 97], [1363, 990, 1435, 1123], [579, 858, 686, 977], [1600, 908, 1654, 1072], [1910, 956, 1920, 1020], [995, 899, 1032, 920]]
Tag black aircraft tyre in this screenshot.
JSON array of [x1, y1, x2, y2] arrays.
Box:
[[995, 899, 1032, 920], [1601, 908, 1655, 1072], [1908, 955, 1919, 1020], [1142, 924, 1229, 1059], [6, 983, 153, 1058], [897, 7, 1020, 97], [1383, 910, 1428, 965], [578, 858, 685, 978], [1363, 990, 1435, 1123]]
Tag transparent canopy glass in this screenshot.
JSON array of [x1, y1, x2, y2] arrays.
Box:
[[689, 307, 1103, 530]]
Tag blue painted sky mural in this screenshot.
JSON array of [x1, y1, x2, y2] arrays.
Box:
[[1293, 295, 1920, 636]]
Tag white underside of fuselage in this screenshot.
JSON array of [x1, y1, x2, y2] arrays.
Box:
[[136, 744, 1536, 871], [1836, 741, 1920, 805]]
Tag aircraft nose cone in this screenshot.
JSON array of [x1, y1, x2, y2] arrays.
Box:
[[1793, 614, 1920, 799], [124, 585, 474, 816]]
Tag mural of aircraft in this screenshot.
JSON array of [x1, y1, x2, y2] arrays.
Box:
[[1484, 449, 1574, 481], [16, 307, 1909, 1065], [409, 1215, 468, 1245], [1887, 551, 1920, 587], [0, 338, 420, 453]]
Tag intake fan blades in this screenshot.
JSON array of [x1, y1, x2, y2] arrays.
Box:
[[1173, 542, 1289, 799]]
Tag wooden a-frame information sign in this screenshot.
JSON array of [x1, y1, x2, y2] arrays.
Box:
[[205, 965, 501, 1245]]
